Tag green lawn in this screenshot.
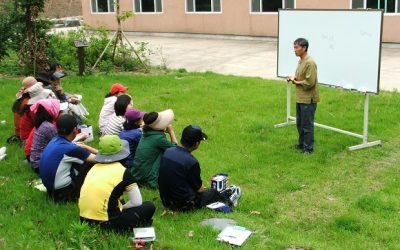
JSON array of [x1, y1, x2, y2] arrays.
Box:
[[1, 71, 400, 249]]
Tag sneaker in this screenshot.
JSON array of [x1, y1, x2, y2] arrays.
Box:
[[302, 150, 313, 155], [6, 135, 21, 144], [0, 154, 6, 161], [0, 147, 6, 156], [292, 144, 303, 150], [229, 186, 242, 207]]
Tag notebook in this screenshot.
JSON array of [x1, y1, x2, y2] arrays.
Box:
[[133, 227, 156, 242]]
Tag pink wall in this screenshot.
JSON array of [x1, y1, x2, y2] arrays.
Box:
[[82, 0, 400, 42], [297, 0, 350, 9]]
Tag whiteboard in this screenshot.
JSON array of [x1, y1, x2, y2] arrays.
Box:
[[277, 9, 383, 94]]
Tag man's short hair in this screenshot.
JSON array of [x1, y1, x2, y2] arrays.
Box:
[[294, 38, 309, 51], [57, 114, 78, 136]]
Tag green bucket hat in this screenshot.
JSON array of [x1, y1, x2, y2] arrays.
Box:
[[95, 135, 130, 163]]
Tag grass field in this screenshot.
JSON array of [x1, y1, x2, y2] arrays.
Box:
[[1, 71, 400, 249]]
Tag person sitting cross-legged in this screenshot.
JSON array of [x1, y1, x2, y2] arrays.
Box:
[[158, 125, 230, 211], [40, 114, 97, 202], [79, 135, 155, 233], [131, 109, 177, 188], [118, 108, 145, 168]]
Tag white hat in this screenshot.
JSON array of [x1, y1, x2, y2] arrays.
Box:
[[148, 109, 174, 130], [27, 83, 54, 105]]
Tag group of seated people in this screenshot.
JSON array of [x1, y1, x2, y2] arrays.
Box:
[[9, 77, 240, 233]]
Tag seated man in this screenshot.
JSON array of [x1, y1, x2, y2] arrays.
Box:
[[40, 114, 97, 202], [158, 125, 229, 211], [79, 135, 155, 233]]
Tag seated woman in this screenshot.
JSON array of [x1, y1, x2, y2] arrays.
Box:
[[29, 99, 60, 173], [8, 77, 37, 144], [37, 64, 88, 123], [103, 95, 133, 136], [19, 82, 54, 142], [79, 135, 155, 233], [119, 108, 145, 168], [99, 83, 128, 135], [131, 109, 177, 188]]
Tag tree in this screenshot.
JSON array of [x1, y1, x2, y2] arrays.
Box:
[[15, 0, 52, 74], [0, 0, 51, 74]]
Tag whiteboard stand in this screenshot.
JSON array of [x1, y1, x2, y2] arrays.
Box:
[[274, 83, 381, 151], [274, 82, 296, 128]]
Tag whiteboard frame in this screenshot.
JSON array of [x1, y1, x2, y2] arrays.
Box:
[[276, 9, 384, 95]]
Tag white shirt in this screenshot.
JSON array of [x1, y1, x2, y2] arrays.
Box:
[[98, 96, 117, 135]]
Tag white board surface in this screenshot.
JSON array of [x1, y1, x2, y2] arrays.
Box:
[[277, 9, 383, 94]]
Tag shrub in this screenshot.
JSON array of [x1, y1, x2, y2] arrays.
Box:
[[46, 27, 151, 75]]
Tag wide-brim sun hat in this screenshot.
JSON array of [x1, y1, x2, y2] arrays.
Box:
[[95, 135, 130, 163], [27, 83, 54, 105], [148, 109, 174, 130], [22, 76, 38, 93]]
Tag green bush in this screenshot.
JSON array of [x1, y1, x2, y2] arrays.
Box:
[[46, 27, 151, 75]]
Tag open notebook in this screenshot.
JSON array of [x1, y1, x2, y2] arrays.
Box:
[[133, 227, 156, 242]]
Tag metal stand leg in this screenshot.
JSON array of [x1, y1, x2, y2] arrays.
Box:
[[274, 82, 296, 128], [348, 94, 381, 151]]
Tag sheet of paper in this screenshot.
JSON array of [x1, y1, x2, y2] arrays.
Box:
[[217, 226, 251, 246]]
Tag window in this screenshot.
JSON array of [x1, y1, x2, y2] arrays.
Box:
[[251, 0, 295, 12], [352, 0, 399, 13], [134, 0, 163, 13], [91, 0, 115, 13], [186, 0, 222, 12]]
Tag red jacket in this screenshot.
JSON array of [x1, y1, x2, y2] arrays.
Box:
[[24, 128, 35, 156], [19, 109, 35, 141], [13, 97, 29, 136]]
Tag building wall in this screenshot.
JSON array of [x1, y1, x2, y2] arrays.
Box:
[[82, 0, 400, 43]]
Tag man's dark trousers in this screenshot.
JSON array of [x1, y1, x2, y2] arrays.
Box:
[[296, 102, 317, 152]]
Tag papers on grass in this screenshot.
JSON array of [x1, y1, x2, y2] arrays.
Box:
[[133, 227, 156, 242], [206, 202, 232, 213], [217, 226, 252, 246]]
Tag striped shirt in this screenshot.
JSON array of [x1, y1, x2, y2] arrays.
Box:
[[103, 113, 125, 136]]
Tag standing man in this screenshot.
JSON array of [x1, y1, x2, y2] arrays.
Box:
[[287, 38, 319, 154]]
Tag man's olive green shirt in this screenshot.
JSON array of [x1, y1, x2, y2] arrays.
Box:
[[295, 56, 320, 104]]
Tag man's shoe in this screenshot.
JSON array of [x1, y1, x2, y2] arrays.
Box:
[[6, 135, 21, 144], [292, 144, 303, 150], [302, 150, 313, 155], [229, 186, 242, 207]]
